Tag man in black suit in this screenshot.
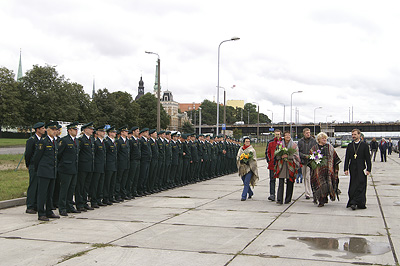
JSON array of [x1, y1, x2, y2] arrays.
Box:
[[25, 122, 46, 214], [148, 129, 159, 193], [116, 126, 130, 201], [76, 122, 95, 212], [57, 122, 80, 216], [34, 121, 60, 221], [164, 131, 173, 188], [182, 134, 192, 185], [91, 125, 107, 208], [156, 130, 165, 192], [170, 132, 179, 187], [103, 126, 117, 205], [52, 123, 63, 209], [138, 128, 151, 195], [128, 126, 141, 197]]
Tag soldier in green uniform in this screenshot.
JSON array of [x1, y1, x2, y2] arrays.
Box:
[[34, 121, 60, 221], [176, 133, 184, 186], [210, 136, 218, 178], [148, 129, 159, 193], [57, 122, 80, 216], [103, 126, 117, 205], [91, 125, 106, 208], [138, 128, 151, 195], [156, 130, 166, 192], [181, 134, 192, 185], [190, 133, 199, 182], [128, 126, 141, 198], [204, 135, 212, 180], [116, 126, 130, 201], [196, 134, 204, 181], [76, 122, 95, 212], [170, 132, 179, 187], [25, 122, 46, 214], [52, 124, 62, 209], [164, 131, 173, 189]]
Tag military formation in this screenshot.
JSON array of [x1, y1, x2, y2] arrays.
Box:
[[25, 121, 240, 221]]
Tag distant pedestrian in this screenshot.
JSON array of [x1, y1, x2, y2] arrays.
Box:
[[369, 137, 378, 162], [296, 165, 303, 183], [298, 128, 317, 199], [309, 132, 341, 207], [237, 137, 259, 201], [274, 131, 300, 204], [379, 138, 387, 162], [265, 129, 282, 201], [344, 129, 372, 210], [387, 138, 393, 155]]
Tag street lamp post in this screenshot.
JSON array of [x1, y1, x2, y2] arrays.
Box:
[[252, 102, 259, 141], [145, 51, 161, 131], [199, 107, 202, 135], [326, 115, 332, 137], [267, 109, 274, 126], [280, 103, 286, 132], [217, 37, 240, 137], [313, 106, 322, 136], [290, 91, 303, 138]]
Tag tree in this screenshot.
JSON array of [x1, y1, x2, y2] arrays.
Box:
[[182, 121, 194, 134], [136, 93, 169, 129], [232, 128, 243, 140], [0, 67, 24, 135]]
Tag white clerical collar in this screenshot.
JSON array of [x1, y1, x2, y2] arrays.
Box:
[[355, 140, 360, 144]]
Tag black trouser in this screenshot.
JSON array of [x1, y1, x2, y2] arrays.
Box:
[[52, 172, 61, 208], [104, 170, 117, 202], [170, 164, 178, 185], [116, 168, 129, 199], [381, 150, 387, 162], [177, 159, 183, 184], [277, 178, 294, 204], [183, 160, 190, 184], [191, 161, 199, 181], [148, 160, 159, 192], [96, 172, 105, 204], [139, 160, 150, 193], [157, 159, 165, 190], [129, 160, 141, 196], [76, 171, 92, 209], [37, 176, 55, 217], [164, 163, 171, 186], [26, 165, 38, 210], [58, 173, 77, 212], [90, 172, 102, 204]]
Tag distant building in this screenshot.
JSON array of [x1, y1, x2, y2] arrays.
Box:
[[179, 103, 201, 112], [227, 100, 244, 109], [135, 76, 145, 101], [161, 90, 189, 131]]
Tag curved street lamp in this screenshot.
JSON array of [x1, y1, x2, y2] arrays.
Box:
[[313, 106, 322, 136], [216, 37, 240, 136]]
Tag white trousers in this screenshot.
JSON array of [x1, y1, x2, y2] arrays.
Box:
[[302, 166, 312, 197]]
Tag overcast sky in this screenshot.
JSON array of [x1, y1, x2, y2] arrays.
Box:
[[1, 0, 400, 124]]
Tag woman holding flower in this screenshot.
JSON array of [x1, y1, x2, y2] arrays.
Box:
[[274, 131, 300, 204], [237, 137, 259, 201], [309, 132, 341, 207]]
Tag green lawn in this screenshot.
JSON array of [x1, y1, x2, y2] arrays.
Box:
[[0, 169, 28, 201], [0, 138, 27, 147], [0, 154, 25, 170]]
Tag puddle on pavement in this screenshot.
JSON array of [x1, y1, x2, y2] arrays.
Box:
[[389, 183, 400, 186], [289, 237, 391, 258]]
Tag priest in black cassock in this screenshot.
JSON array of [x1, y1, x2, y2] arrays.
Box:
[[344, 129, 372, 210]]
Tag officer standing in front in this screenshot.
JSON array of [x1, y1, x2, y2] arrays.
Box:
[[91, 125, 107, 208], [34, 121, 60, 221], [25, 122, 46, 214], [103, 126, 117, 205], [57, 122, 80, 216], [76, 122, 95, 212], [116, 126, 130, 201], [138, 128, 151, 195], [128, 126, 141, 198]]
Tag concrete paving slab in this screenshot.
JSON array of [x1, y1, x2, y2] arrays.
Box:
[[113, 223, 260, 254], [149, 187, 236, 199], [242, 230, 394, 265], [58, 246, 232, 266], [162, 209, 278, 229], [197, 198, 285, 213], [268, 212, 387, 236], [0, 238, 90, 266], [0, 208, 39, 233], [229, 254, 352, 266], [77, 205, 185, 223], [2, 218, 151, 244], [122, 196, 211, 209]]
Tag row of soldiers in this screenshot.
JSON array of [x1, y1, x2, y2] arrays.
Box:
[[25, 121, 240, 221]]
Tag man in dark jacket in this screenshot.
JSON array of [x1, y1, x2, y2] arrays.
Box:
[[57, 122, 80, 216], [148, 129, 159, 193], [139, 128, 151, 195], [91, 125, 107, 208], [128, 126, 141, 197], [116, 126, 130, 201], [103, 126, 117, 205], [298, 128, 317, 200], [25, 122, 46, 214], [379, 138, 387, 162], [34, 121, 60, 221], [369, 137, 378, 162], [76, 122, 95, 212], [156, 130, 166, 192]]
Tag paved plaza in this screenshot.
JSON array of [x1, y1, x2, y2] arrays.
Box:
[[0, 148, 398, 265]]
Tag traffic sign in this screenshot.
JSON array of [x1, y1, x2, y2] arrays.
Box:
[[222, 124, 226, 130], [269, 127, 274, 132]]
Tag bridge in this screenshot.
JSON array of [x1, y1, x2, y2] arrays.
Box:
[[195, 122, 400, 136]]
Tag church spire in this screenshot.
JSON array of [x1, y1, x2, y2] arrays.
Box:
[[92, 77, 95, 99], [17, 49, 23, 81]]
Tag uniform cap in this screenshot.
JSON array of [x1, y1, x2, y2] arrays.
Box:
[[67, 121, 79, 130], [33, 122, 45, 129], [95, 125, 106, 131], [149, 129, 157, 134], [131, 126, 139, 131], [165, 131, 171, 135], [45, 121, 58, 129], [118, 125, 129, 132], [140, 127, 149, 133], [81, 122, 94, 130], [158, 130, 165, 135], [107, 126, 117, 133], [171, 132, 178, 137]]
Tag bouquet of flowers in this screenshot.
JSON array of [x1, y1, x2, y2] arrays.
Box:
[[274, 141, 296, 161], [309, 149, 326, 170], [240, 151, 254, 165]]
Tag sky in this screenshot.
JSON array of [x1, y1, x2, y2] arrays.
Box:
[[1, 0, 400, 124]]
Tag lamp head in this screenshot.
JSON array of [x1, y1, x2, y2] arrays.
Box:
[[231, 37, 240, 41]]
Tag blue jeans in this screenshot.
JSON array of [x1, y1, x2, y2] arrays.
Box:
[[241, 171, 253, 200], [269, 170, 276, 198]]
